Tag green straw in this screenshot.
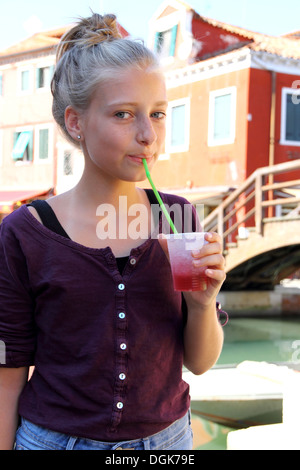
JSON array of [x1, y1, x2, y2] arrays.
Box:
[[143, 158, 178, 234]]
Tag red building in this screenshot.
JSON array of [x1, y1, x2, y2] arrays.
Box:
[[147, 0, 300, 212]]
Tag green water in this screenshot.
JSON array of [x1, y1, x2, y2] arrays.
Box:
[[217, 316, 300, 367], [193, 316, 300, 450]]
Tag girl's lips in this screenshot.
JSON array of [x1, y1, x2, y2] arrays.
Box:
[[127, 155, 153, 165]]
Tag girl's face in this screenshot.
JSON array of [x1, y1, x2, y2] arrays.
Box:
[[74, 66, 168, 182]]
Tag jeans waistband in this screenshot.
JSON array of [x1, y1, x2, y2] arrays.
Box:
[[16, 411, 192, 450]]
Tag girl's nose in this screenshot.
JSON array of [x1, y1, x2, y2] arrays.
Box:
[[136, 117, 157, 146]]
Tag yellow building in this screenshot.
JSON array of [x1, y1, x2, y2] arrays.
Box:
[[0, 27, 87, 219]]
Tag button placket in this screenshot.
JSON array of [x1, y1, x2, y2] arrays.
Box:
[[111, 280, 128, 431]]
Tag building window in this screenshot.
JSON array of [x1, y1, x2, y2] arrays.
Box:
[[281, 87, 300, 146], [18, 67, 33, 94], [35, 125, 53, 162], [166, 98, 190, 153], [12, 130, 33, 162], [21, 70, 30, 91], [38, 128, 49, 159], [36, 65, 54, 90], [154, 25, 178, 58], [208, 87, 236, 146]]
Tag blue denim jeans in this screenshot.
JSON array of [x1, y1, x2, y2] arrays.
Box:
[[15, 411, 193, 450]]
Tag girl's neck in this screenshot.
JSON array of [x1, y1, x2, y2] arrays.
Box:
[[47, 166, 151, 255], [73, 167, 143, 208]]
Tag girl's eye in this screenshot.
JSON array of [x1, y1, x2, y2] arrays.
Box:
[[151, 111, 166, 119], [115, 111, 131, 119]]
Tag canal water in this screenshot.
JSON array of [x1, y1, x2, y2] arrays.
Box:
[[191, 314, 300, 450]]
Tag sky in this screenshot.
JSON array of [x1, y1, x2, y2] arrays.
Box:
[[1, 0, 300, 52]]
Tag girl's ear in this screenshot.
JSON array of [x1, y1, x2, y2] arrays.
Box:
[[65, 106, 84, 141]]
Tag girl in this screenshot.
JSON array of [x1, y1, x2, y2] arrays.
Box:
[[0, 13, 226, 450]]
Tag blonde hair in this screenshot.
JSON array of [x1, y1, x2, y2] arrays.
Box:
[[51, 13, 160, 147]]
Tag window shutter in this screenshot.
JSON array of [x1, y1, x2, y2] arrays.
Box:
[[36, 68, 40, 89], [12, 131, 31, 160], [21, 70, 30, 91], [50, 65, 55, 82], [170, 25, 178, 56], [39, 129, 49, 159], [154, 32, 161, 53]]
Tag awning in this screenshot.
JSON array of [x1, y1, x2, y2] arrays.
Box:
[[12, 131, 31, 160], [0, 189, 51, 213]]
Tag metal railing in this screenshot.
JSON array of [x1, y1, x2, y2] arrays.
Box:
[[203, 159, 300, 251]]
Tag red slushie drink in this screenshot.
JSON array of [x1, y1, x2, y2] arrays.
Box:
[[166, 232, 208, 291]]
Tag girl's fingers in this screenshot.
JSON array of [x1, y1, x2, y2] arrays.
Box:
[[205, 268, 226, 282], [205, 232, 222, 244], [192, 253, 225, 269], [192, 235, 223, 259]]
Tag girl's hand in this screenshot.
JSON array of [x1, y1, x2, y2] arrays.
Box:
[[158, 231, 226, 308], [184, 232, 226, 308]]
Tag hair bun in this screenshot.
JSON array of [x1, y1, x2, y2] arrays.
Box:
[[56, 13, 122, 61]]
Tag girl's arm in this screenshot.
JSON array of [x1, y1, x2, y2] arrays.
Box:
[[0, 367, 29, 450], [183, 301, 224, 375], [182, 232, 226, 375]]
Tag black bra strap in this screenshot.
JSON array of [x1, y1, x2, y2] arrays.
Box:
[[28, 200, 71, 239], [144, 188, 158, 206], [28, 190, 157, 242]]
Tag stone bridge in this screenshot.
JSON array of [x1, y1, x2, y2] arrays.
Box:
[[203, 160, 300, 290]]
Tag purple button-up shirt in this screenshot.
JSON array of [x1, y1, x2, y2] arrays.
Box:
[[0, 193, 199, 441]]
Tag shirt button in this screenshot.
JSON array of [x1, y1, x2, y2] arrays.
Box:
[[116, 402, 124, 409], [118, 312, 125, 319], [119, 373, 126, 380], [118, 283, 125, 290], [130, 258, 136, 265], [120, 343, 127, 350]]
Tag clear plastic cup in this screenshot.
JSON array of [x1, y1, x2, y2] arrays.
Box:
[[166, 232, 208, 291]]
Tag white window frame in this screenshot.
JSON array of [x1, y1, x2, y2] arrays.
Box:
[[36, 61, 54, 93], [280, 87, 300, 147], [17, 65, 34, 95], [35, 123, 54, 163], [166, 97, 190, 154], [208, 86, 237, 147], [154, 25, 178, 59]]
